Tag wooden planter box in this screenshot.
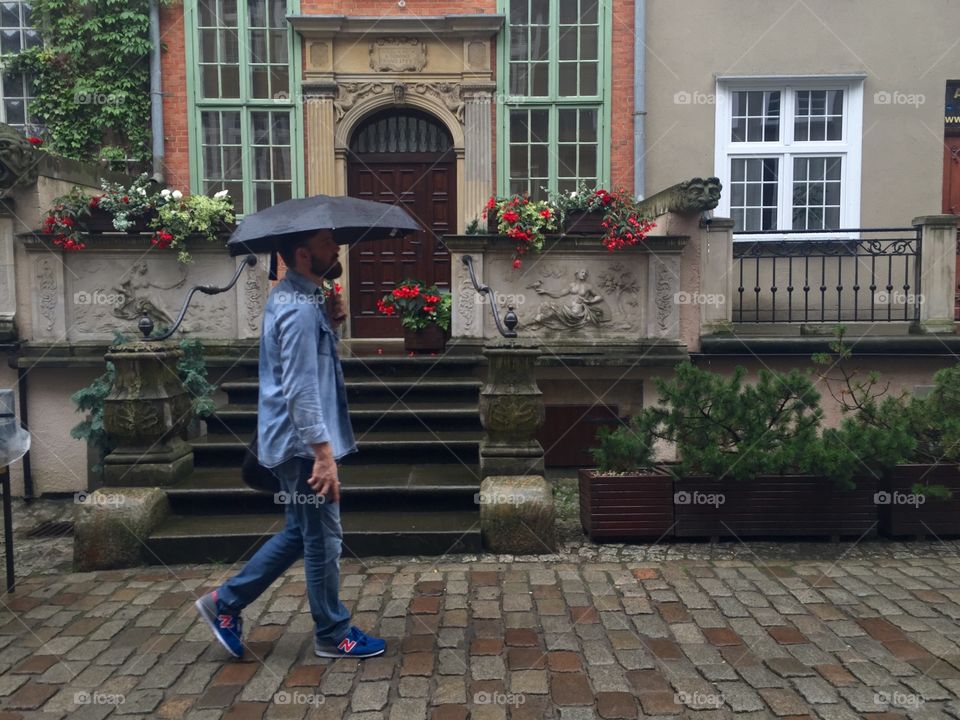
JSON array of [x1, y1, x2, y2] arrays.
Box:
[[403, 323, 447, 353], [673, 474, 878, 540], [578, 468, 674, 541], [563, 209, 606, 235], [82, 206, 157, 233], [879, 464, 960, 538]]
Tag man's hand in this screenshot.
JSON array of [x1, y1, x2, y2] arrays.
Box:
[[307, 443, 340, 503]]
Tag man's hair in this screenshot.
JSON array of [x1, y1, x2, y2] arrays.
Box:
[[276, 230, 316, 268]]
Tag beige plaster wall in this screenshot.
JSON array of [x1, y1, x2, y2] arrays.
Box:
[[646, 0, 959, 223], [21, 367, 100, 495]]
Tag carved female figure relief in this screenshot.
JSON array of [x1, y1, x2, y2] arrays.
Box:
[[524, 269, 610, 331]]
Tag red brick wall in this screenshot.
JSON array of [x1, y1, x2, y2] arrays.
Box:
[[609, 0, 635, 195], [159, 3, 190, 191]]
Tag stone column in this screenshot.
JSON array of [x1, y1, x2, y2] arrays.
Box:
[[913, 215, 959, 334], [699, 217, 735, 334], [302, 80, 338, 196], [101, 341, 194, 486], [478, 344, 545, 477], [462, 84, 496, 231]]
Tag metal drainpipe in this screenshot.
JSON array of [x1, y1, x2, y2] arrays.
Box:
[[149, 0, 165, 184], [634, 0, 646, 200]]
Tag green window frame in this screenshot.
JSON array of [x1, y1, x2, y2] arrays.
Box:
[[497, 0, 611, 200], [184, 0, 304, 217]]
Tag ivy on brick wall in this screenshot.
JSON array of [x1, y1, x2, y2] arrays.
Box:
[[3, 0, 175, 166]]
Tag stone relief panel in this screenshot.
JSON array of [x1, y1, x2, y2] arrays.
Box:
[[646, 255, 681, 339], [451, 253, 483, 338], [33, 255, 63, 340], [481, 255, 650, 341], [369, 38, 427, 72], [64, 253, 240, 341]]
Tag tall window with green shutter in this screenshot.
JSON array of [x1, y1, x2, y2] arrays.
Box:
[[498, 0, 611, 200], [185, 0, 303, 215]]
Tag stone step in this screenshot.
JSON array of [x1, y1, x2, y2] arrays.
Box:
[[220, 377, 482, 406], [145, 510, 482, 562], [164, 465, 481, 514], [190, 430, 481, 467], [206, 401, 482, 434]]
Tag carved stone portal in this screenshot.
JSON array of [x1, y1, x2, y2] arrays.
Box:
[[333, 81, 464, 123], [369, 38, 427, 72]]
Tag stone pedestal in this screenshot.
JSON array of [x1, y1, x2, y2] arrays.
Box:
[[478, 344, 545, 477], [479, 475, 556, 554], [74, 487, 169, 570], [101, 341, 194, 486], [913, 215, 959, 334]]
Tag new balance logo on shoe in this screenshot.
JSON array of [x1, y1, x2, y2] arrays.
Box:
[[219, 615, 235, 629], [338, 638, 357, 653]]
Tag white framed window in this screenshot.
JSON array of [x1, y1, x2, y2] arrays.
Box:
[[714, 75, 864, 238]]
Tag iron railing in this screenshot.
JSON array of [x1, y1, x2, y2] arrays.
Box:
[[732, 228, 922, 324], [461, 255, 518, 338]]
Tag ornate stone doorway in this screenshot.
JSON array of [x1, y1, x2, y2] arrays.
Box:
[[347, 109, 456, 338]]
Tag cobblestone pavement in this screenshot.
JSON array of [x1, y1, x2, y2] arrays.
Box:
[[3, 534, 960, 719]]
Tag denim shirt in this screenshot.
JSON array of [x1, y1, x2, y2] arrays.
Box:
[[256, 268, 357, 467]]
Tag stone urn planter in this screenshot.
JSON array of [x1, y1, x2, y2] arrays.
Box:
[[578, 468, 674, 541], [563, 209, 606, 235], [878, 464, 960, 538], [101, 340, 195, 486], [403, 323, 447, 353], [672, 473, 878, 540]]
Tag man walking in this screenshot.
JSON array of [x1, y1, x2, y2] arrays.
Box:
[[195, 229, 386, 659]]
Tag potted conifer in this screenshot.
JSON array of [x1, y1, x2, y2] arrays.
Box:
[[579, 410, 674, 541]]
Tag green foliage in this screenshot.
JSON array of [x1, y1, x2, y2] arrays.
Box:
[[150, 191, 235, 263], [465, 217, 481, 235], [813, 327, 949, 495], [2, 0, 173, 163], [589, 410, 660, 474], [654, 362, 824, 482], [177, 338, 217, 419]]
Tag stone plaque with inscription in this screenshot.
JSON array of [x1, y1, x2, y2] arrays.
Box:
[[369, 38, 427, 72]]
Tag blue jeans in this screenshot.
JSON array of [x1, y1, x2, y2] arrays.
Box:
[[217, 456, 352, 644]]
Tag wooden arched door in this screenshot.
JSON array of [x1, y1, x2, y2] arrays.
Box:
[[347, 109, 456, 338]]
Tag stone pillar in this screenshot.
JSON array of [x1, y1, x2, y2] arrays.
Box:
[[303, 80, 338, 196], [699, 217, 735, 334], [0, 205, 15, 341], [913, 215, 959, 334], [101, 341, 194, 486], [462, 85, 496, 231], [478, 344, 545, 477]]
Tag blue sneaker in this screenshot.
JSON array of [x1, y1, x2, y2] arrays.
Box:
[[315, 626, 386, 659], [195, 590, 243, 658]]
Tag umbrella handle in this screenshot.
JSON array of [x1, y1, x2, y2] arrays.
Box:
[[139, 255, 258, 341]]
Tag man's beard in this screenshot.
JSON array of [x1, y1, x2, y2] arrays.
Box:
[[311, 256, 343, 280]]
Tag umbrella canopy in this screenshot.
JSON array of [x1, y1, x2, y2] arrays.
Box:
[[226, 194, 422, 256]]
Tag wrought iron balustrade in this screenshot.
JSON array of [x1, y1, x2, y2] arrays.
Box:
[[732, 228, 922, 324]]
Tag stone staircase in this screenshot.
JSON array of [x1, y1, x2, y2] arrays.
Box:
[[145, 351, 485, 563]]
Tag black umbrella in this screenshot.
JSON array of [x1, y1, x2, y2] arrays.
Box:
[[226, 194, 421, 256]]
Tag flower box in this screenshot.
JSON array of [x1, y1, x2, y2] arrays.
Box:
[[578, 468, 674, 541], [878, 464, 960, 538], [563, 209, 606, 235], [403, 322, 447, 353], [82, 206, 157, 233], [672, 474, 878, 540], [486, 214, 499, 234]]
